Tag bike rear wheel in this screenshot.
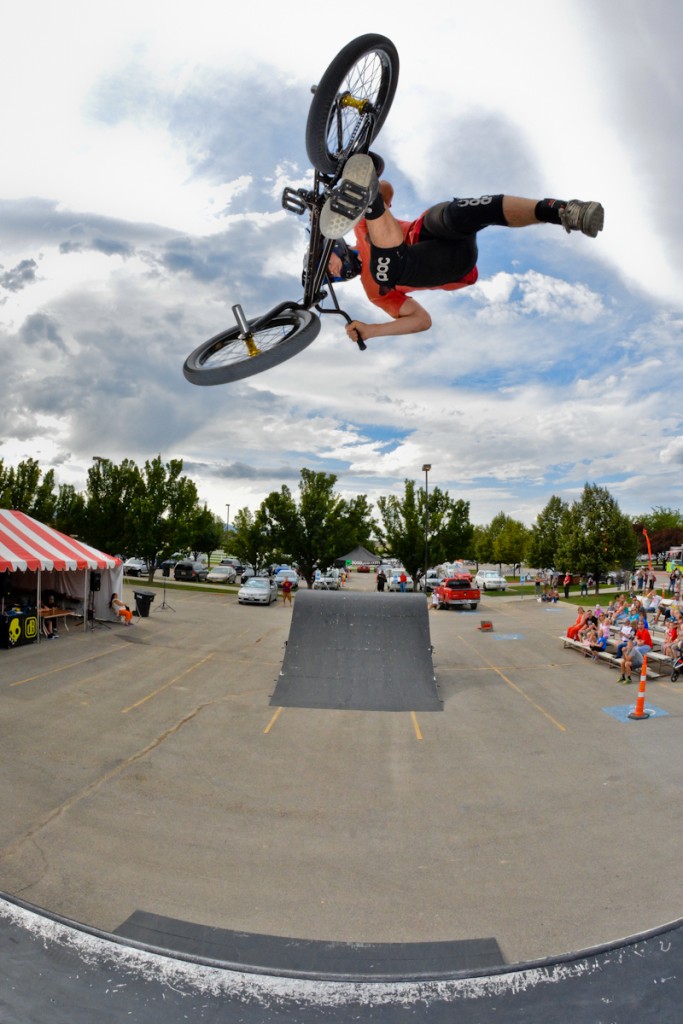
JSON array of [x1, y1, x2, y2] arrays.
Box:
[[306, 34, 399, 176], [183, 307, 320, 385]]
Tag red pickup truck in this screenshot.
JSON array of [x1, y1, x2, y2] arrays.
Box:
[[434, 574, 480, 611]]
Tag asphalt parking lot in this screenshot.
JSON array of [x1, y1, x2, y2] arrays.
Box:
[[1, 573, 682, 967]]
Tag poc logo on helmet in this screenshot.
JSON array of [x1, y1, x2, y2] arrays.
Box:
[[375, 256, 391, 282]]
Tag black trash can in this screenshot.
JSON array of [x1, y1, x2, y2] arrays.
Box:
[[133, 590, 155, 618]]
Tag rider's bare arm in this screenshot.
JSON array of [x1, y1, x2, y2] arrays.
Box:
[[345, 297, 432, 342]]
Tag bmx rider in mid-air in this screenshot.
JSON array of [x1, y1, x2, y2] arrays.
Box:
[[321, 153, 604, 344]]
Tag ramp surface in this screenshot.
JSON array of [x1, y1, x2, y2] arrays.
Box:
[[2, 893, 683, 1022], [271, 590, 441, 711]]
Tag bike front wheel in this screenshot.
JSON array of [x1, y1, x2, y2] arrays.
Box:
[[183, 307, 320, 386], [306, 34, 399, 176]]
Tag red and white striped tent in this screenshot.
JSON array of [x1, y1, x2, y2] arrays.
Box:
[[0, 509, 123, 628]]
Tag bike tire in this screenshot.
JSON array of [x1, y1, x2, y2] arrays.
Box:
[[183, 308, 320, 386], [306, 34, 399, 176]]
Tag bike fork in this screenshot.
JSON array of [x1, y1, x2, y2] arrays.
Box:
[[232, 304, 260, 357]]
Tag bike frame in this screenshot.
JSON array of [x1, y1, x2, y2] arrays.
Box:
[[233, 167, 365, 348]]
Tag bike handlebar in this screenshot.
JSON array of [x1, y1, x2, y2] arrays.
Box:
[[351, 328, 367, 352]]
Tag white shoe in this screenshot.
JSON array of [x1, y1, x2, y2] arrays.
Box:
[[320, 154, 379, 240]]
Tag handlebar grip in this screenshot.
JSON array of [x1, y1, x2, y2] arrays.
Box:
[[352, 329, 367, 352]]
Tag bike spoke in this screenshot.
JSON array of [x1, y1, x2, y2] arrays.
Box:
[[200, 320, 298, 369], [327, 51, 387, 159]]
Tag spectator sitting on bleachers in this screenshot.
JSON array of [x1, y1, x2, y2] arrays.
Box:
[[579, 608, 600, 639], [655, 599, 682, 627], [587, 615, 611, 659], [617, 638, 643, 684], [566, 607, 588, 640], [634, 617, 653, 655], [581, 622, 599, 656], [611, 597, 629, 624], [616, 621, 635, 658], [640, 589, 661, 618], [663, 622, 682, 659]]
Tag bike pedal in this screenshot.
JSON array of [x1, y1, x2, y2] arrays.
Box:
[[329, 180, 371, 219], [281, 187, 309, 215]]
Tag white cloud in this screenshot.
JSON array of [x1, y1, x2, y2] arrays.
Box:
[[1, 0, 682, 528]]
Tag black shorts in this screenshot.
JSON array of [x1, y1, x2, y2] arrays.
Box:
[[370, 194, 506, 290]]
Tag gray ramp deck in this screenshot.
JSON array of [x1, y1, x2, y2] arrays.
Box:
[[271, 590, 441, 711]]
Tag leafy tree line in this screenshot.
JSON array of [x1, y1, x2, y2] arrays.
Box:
[[0, 455, 225, 581], [2, 456, 680, 588]]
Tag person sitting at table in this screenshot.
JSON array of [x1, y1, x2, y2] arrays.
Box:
[[40, 595, 58, 638], [110, 593, 133, 625]]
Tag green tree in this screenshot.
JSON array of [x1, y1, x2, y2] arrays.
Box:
[[493, 517, 530, 571], [85, 458, 142, 554], [526, 495, 569, 571], [471, 523, 493, 566], [130, 456, 199, 577], [262, 469, 375, 586], [53, 484, 88, 538], [187, 506, 225, 563], [555, 483, 638, 592], [376, 479, 425, 578], [231, 507, 277, 572], [0, 457, 56, 520], [377, 481, 474, 577], [473, 512, 527, 571]]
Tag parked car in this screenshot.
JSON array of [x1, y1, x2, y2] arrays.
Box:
[[418, 571, 442, 593], [174, 560, 209, 582], [388, 570, 414, 592], [220, 557, 244, 574], [313, 570, 340, 590], [475, 570, 508, 592], [275, 569, 300, 590], [122, 558, 148, 577], [206, 565, 237, 584], [238, 577, 277, 605], [356, 564, 371, 573]]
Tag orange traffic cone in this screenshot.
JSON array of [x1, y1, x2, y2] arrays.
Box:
[[628, 655, 651, 720]]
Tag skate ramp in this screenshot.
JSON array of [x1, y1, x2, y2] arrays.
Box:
[[270, 589, 441, 711], [2, 892, 683, 1022]]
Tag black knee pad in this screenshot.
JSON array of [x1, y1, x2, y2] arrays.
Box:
[[370, 242, 408, 290]]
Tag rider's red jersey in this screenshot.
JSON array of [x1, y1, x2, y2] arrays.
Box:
[[353, 215, 478, 318]]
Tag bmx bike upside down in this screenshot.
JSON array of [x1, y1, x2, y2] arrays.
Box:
[[183, 33, 399, 387]]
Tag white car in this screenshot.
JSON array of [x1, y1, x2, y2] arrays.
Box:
[[475, 570, 507, 591], [238, 577, 277, 605], [388, 570, 414, 592], [313, 571, 340, 590], [206, 565, 237, 584], [122, 558, 148, 577], [418, 571, 442, 593]]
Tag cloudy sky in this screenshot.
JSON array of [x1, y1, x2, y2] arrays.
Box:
[[1, 0, 682, 529]]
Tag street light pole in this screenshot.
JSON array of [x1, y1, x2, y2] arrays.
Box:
[[422, 464, 431, 579]]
